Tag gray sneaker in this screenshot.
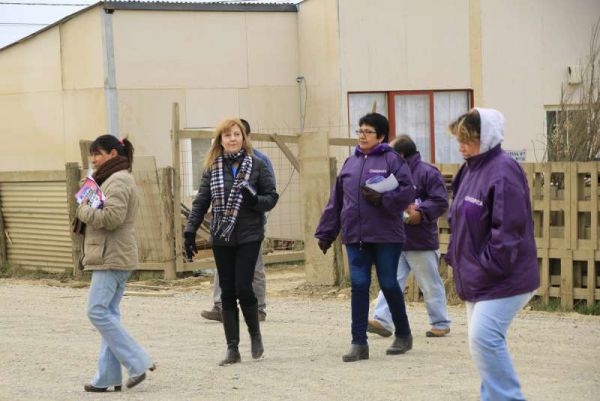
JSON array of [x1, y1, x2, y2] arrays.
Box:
[[201, 305, 222, 322]]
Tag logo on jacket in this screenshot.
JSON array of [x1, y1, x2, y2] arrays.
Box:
[[464, 196, 483, 206], [369, 169, 387, 174]]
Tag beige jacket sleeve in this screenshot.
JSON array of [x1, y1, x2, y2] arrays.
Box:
[[76, 173, 132, 231]]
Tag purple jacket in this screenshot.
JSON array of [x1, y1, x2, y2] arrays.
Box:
[[445, 144, 539, 302], [405, 152, 448, 251], [315, 143, 415, 245]]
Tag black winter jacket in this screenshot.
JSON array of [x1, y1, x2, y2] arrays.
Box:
[[184, 155, 278, 246]]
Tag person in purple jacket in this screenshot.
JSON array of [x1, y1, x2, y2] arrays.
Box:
[[446, 108, 539, 401], [315, 113, 416, 362], [368, 135, 451, 339]]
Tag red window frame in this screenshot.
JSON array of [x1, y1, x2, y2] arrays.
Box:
[[348, 89, 474, 163]]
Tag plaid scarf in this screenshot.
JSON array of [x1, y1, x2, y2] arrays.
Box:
[[210, 149, 253, 241]]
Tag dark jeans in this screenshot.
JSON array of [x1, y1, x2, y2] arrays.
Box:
[[346, 243, 411, 345], [212, 241, 262, 311]]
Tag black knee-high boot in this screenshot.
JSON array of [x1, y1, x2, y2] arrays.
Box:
[[240, 304, 264, 359], [220, 309, 241, 366]]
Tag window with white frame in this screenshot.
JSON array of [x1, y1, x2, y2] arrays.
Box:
[[348, 90, 472, 163]]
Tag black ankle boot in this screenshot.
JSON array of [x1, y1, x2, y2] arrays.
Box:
[[240, 304, 264, 359], [386, 334, 413, 355], [220, 309, 241, 366], [342, 344, 369, 362]]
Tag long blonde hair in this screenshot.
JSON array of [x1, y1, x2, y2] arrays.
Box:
[[203, 118, 253, 170]]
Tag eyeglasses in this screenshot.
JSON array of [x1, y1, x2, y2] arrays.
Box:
[[355, 129, 377, 136]]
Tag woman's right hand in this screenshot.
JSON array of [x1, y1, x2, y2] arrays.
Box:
[[184, 232, 198, 260], [318, 239, 331, 255]]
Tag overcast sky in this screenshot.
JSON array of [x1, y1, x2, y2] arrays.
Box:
[[0, 0, 302, 49], [0, 0, 97, 48]]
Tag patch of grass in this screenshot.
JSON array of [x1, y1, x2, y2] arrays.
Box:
[[528, 297, 600, 316], [0, 263, 73, 282], [574, 300, 600, 315]]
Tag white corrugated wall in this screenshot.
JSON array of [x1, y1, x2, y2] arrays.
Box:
[[0, 181, 72, 272]]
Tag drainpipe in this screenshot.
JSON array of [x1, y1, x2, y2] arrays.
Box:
[[101, 9, 119, 137]]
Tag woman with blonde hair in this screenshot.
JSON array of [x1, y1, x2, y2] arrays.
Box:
[[184, 118, 278, 365], [446, 108, 539, 400]]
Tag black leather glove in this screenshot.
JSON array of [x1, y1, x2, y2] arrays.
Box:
[[318, 239, 332, 255], [184, 231, 198, 260], [361, 185, 383, 207], [240, 182, 258, 206]]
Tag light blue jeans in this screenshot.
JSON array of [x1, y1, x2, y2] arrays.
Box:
[[87, 270, 153, 388], [373, 250, 450, 331], [467, 291, 535, 401]]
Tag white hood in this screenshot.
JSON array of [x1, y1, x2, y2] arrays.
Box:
[[475, 107, 504, 153]]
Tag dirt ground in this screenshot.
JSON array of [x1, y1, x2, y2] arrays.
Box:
[[1, 266, 599, 401]]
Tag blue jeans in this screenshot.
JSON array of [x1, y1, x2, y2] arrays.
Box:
[[346, 243, 411, 345], [467, 291, 535, 401], [87, 270, 153, 387], [373, 250, 450, 331]]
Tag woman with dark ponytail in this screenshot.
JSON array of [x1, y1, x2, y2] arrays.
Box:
[[77, 135, 155, 392]]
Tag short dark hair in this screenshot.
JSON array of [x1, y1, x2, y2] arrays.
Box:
[[392, 135, 417, 158], [358, 113, 389, 143], [240, 119, 251, 136]]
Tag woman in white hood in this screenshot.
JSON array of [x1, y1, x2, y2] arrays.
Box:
[[446, 108, 539, 401]]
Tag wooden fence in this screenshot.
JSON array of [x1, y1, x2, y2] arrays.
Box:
[[426, 162, 600, 308], [1, 122, 597, 309], [0, 161, 176, 277]]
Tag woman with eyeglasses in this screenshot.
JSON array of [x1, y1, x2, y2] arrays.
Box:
[[315, 113, 415, 362]]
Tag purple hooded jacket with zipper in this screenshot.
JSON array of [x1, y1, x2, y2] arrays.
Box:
[[315, 143, 415, 245], [445, 108, 539, 302], [404, 152, 449, 251]]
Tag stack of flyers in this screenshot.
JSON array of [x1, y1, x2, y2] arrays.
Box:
[[75, 177, 106, 209]]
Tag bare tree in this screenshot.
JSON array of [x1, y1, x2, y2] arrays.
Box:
[[546, 18, 600, 162]]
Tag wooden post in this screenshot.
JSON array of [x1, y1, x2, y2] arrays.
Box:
[[159, 167, 177, 280], [79, 140, 92, 171], [66, 162, 83, 278], [587, 258, 596, 307], [271, 133, 300, 172], [171, 103, 183, 277], [560, 251, 574, 309], [329, 157, 348, 287], [298, 132, 337, 285], [0, 189, 6, 266], [539, 249, 550, 303]]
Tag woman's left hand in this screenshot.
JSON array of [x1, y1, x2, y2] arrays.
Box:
[[241, 185, 258, 206], [405, 208, 422, 225]]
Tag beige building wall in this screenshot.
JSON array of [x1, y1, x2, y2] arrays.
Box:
[[59, 6, 106, 166], [338, 0, 471, 135], [0, 6, 106, 171], [111, 9, 301, 239], [0, 27, 66, 171], [297, 0, 342, 135], [112, 10, 300, 166], [480, 0, 600, 161]]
